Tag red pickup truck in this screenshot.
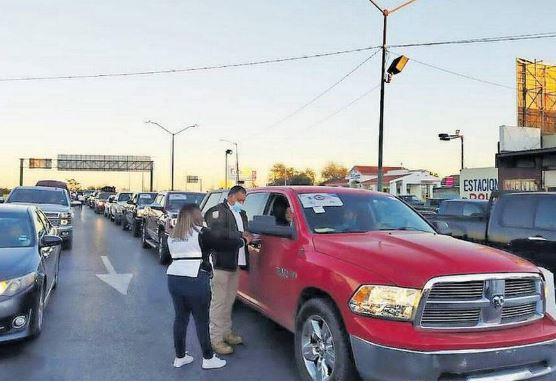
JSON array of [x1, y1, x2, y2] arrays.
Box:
[[218, 186, 556, 380]]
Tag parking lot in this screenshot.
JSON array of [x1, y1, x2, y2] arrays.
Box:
[[0, 206, 298, 380]]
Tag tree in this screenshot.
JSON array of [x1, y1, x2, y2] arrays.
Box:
[[267, 163, 315, 186], [321, 162, 348, 182], [66, 178, 82, 192]]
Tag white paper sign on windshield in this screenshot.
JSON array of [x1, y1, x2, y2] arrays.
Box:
[[299, 193, 344, 209], [169, 194, 188, 200]]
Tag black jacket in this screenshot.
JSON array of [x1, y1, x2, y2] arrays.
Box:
[[196, 227, 245, 274], [204, 202, 249, 271]]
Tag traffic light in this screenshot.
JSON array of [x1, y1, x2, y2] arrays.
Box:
[[438, 133, 451, 141]]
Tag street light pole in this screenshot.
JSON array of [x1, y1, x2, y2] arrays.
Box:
[[146, 120, 198, 191], [221, 139, 239, 184], [438, 130, 464, 170], [225, 149, 233, 188], [369, 0, 417, 192]]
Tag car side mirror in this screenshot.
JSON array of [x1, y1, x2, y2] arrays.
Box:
[[41, 235, 62, 248], [432, 221, 452, 236], [249, 215, 294, 238]]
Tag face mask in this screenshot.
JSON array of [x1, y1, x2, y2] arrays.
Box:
[[232, 202, 244, 213]]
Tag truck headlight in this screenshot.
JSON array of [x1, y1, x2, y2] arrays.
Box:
[[0, 272, 37, 297], [349, 285, 421, 321], [60, 212, 71, 219], [60, 219, 69, 225], [136, 208, 144, 218], [170, 218, 177, 227]]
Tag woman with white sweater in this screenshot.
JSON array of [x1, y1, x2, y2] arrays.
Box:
[[167, 203, 245, 370]]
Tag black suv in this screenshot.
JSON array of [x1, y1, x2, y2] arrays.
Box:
[[141, 191, 205, 263], [122, 192, 157, 237]]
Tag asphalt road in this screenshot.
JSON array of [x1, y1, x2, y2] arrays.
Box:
[[1, 206, 555, 381], [0, 206, 298, 380]]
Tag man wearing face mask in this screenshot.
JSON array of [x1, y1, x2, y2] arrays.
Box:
[[205, 185, 253, 355]]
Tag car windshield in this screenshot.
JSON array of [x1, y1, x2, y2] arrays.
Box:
[[137, 193, 156, 206], [299, 192, 434, 234], [8, 188, 68, 206], [0, 211, 34, 248], [117, 193, 132, 202], [166, 193, 205, 211], [98, 192, 112, 200]]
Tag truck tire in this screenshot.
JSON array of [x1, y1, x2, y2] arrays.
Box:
[[295, 298, 357, 381], [132, 220, 141, 237], [158, 232, 170, 265], [141, 223, 150, 249]]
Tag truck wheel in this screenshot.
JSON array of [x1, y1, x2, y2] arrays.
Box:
[[62, 237, 72, 250], [158, 233, 170, 264], [295, 298, 357, 381], [141, 223, 150, 249], [132, 220, 141, 237]]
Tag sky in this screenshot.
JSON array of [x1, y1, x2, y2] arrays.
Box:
[[1, 0, 555, 191]]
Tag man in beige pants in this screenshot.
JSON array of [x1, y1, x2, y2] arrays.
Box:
[[205, 186, 252, 355]]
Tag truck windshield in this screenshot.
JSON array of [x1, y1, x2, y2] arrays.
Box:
[[117, 193, 132, 202], [137, 193, 156, 206], [299, 193, 434, 234], [8, 189, 69, 207], [97, 192, 112, 200], [0, 212, 34, 248], [166, 193, 205, 211]]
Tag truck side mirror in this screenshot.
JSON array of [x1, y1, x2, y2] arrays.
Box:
[[249, 215, 294, 239], [432, 221, 452, 236]]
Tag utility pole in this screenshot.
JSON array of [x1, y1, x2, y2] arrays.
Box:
[[368, 0, 417, 192], [145, 120, 198, 191], [19, 158, 24, 186]]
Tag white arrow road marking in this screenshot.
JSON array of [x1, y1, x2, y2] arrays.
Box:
[[96, 256, 133, 295]]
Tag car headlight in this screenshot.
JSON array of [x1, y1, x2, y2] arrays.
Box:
[[0, 272, 37, 297], [349, 285, 422, 321]]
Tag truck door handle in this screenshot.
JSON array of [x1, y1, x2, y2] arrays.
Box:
[[527, 236, 547, 241]]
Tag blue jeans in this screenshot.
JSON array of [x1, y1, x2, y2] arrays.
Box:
[[168, 272, 213, 359]]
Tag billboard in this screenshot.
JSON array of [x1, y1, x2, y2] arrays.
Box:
[[29, 158, 52, 169], [517, 58, 556, 134], [57, 154, 153, 171], [460, 167, 498, 200]]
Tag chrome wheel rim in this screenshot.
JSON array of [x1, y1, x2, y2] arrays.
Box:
[[301, 315, 335, 381]]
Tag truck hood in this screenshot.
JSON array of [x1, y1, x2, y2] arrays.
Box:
[[9, 202, 70, 213], [312, 231, 540, 288]]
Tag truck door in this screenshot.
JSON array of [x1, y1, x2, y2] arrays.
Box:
[[490, 194, 556, 274], [237, 192, 270, 308], [253, 192, 301, 326]]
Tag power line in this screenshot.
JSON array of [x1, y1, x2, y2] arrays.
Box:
[[266, 49, 380, 129], [0, 46, 377, 83], [307, 84, 381, 129], [391, 51, 515, 90], [1, 31, 554, 83], [390, 32, 556, 48]]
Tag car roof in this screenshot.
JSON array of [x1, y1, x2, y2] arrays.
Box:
[[249, 185, 386, 196], [444, 199, 488, 203], [13, 186, 66, 193], [0, 204, 34, 213]]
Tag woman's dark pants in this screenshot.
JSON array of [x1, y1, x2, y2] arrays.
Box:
[[168, 272, 213, 359]]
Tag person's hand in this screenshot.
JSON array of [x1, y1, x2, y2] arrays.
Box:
[[242, 231, 254, 244]]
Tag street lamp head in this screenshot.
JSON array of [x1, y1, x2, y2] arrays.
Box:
[[438, 133, 450, 141], [225, 149, 233, 155], [387, 55, 409, 76]]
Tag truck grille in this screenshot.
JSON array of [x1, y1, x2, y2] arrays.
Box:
[[417, 274, 544, 330]]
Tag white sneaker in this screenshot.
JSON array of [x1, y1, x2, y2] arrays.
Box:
[[202, 355, 226, 369], [173, 353, 194, 368]]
